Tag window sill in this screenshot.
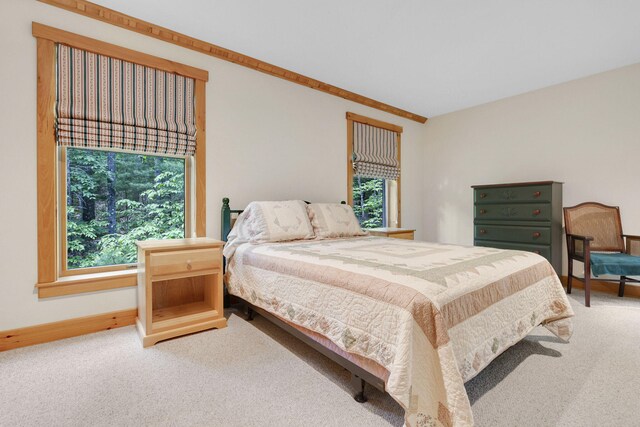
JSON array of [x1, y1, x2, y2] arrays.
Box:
[[36, 269, 137, 298]]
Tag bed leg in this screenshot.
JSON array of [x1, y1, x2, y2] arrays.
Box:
[[351, 375, 368, 403], [247, 306, 255, 321]]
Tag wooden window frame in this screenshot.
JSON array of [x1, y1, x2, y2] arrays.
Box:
[[33, 23, 209, 298], [346, 112, 403, 227]]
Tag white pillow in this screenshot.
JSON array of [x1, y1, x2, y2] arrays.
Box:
[[307, 203, 367, 239]]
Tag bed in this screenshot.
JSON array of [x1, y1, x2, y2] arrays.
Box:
[[221, 198, 574, 427]]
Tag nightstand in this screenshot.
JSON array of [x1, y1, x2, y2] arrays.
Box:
[[367, 227, 415, 240], [136, 238, 227, 347]]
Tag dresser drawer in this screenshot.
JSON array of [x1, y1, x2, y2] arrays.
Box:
[[474, 184, 552, 204], [474, 225, 551, 245], [475, 203, 551, 221], [474, 240, 551, 261], [150, 248, 221, 277]]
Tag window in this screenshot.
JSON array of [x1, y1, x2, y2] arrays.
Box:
[[34, 24, 208, 298], [346, 112, 402, 228], [351, 176, 399, 229], [62, 148, 189, 274], [352, 176, 385, 228]]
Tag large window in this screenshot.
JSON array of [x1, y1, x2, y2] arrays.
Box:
[[63, 148, 188, 274], [347, 113, 402, 228], [34, 25, 208, 298]]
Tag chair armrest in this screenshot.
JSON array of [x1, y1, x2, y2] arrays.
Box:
[[566, 234, 593, 259], [624, 234, 640, 256]]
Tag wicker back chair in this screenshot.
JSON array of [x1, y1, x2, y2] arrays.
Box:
[[564, 202, 640, 306]]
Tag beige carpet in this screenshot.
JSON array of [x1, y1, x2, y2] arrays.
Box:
[[1, 289, 639, 427]]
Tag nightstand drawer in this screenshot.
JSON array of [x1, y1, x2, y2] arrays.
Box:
[[474, 225, 551, 245], [368, 228, 415, 240], [474, 203, 551, 221], [150, 248, 221, 277], [474, 184, 552, 204], [392, 232, 414, 240]]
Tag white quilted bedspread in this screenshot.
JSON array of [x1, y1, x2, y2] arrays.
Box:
[[225, 237, 574, 427]]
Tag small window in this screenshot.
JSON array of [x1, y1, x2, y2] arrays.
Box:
[[62, 148, 190, 274], [347, 113, 402, 229]]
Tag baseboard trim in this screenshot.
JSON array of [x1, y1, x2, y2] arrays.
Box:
[[560, 276, 640, 299], [0, 308, 137, 352], [4, 276, 636, 352]]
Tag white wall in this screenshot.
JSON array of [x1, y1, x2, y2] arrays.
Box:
[[423, 63, 640, 274], [0, 1, 426, 330]]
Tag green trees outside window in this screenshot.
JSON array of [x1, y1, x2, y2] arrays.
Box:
[[352, 176, 385, 229], [66, 148, 186, 269]]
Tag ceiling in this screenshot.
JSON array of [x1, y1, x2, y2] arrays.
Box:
[[92, 0, 640, 118]]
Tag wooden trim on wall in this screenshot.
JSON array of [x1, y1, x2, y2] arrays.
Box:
[[37, 271, 137, 298], [346, 118, 354, 207], [560, 276, 640, 299], [396, 133, 402, 227], [195, 80, 206, 236], [346, 112, 404, 133], [58, 148, 68, 275], [37, 0, 427, 124], [32, 22, 208, 81], [184, 156, 193, 237], [36, 38, 57, 285], [0, 308, 136, 352]]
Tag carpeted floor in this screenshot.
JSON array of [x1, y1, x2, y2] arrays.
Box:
[[1, 289, 639, 427]]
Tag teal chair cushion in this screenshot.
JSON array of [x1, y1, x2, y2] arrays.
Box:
[[590, 252, 640, 276]]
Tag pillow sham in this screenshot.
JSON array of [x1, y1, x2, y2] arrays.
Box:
[[307, 203, 367, 239], [240, 200, 315, 242], [223, 200, 316, 259]]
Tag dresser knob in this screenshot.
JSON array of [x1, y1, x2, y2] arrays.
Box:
[[533, 191, 541, 198], [480, 193, 487, 199], [532, 209, 541, 216], [480, 209, 487, 214], [532, 232, 541, 238], [186, 260, 192, 270], [479, 229, 487, 235]]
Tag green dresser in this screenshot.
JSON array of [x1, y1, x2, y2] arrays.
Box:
[[472, 181, 563, 275]]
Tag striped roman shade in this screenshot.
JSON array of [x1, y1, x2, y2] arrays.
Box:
[[352, 122, 400, 180], [55, 44, 197, 156]]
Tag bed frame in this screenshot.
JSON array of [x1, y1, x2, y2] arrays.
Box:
[[221, 197, 385, 402]]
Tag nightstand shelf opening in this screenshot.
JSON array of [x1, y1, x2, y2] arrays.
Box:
[[152, 301, 218, 331]]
